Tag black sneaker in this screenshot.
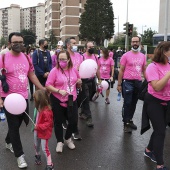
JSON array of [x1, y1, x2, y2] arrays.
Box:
[[45, 164, 54, 170], [156, 166, 168, 170], [86, 117, 94, 127], [129, 120, 137, 130], [35, 155, 41, 165], [62, 123, 68, 130], [72, 132, 82, 140], [144, 149, 156, 163], [124, 123, 132, 133]]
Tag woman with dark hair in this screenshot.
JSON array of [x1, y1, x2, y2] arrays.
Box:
[[51, 44, 63, 68], [93, 48, 114, 104], [141, 41, 170, 170], [46, 50, 82, 153]]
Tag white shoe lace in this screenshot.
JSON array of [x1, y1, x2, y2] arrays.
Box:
[[56, 143, 63, 152], [18, 155, 26, 165]]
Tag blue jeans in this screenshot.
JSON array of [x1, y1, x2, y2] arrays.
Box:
[[122, 79, 142, 123]]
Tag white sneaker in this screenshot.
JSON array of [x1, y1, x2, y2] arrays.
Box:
[[17, 154, 28, 169], [65, 138, 75, 149], [56, 142, 64, 153], [5, 143, 14, 153]]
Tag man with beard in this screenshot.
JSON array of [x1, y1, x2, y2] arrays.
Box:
[[32, 39, 52, 87], [117, 36, 146, 133], [79, 41, 101, 127]]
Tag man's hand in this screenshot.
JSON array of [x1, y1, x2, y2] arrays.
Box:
[[77, 79, 82, 85], [110, 77, 113, 82], [98, 79, 102, 85], [117, 85, 122, 92], [43, 72, 49, 78], [0, 98, 3, 108]]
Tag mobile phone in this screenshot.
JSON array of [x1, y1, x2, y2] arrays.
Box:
[[68, 95, 73, 106]]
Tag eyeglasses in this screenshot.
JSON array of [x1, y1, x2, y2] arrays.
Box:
[[131, 41, 139, 43], [11, 41, 24, 44], [58, 58, 68, 61]]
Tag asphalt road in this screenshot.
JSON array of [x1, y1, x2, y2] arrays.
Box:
[[0, 84, 170, 170]]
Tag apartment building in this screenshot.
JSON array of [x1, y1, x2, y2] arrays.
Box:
[[20, 3, 45, 44], [0, 4, 20, 40], [45, 0, 86, 45], [45, 0, 60, 40]]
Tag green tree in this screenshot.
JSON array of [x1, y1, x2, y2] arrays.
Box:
[[141, 28, 157, 45], [21, 29, 36, 46], [79, 0, 114, 45], [132, 26, 138, 37], [114, 35, 125, 46], [0, 37, 7, 47], [47, 30, 58, 49]]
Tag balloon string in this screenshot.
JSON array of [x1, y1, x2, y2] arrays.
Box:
[[24, 112, 35, 126]]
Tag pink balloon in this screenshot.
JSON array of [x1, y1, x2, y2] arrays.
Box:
[[101, 80, 109, 90], [79, 59, 98, 78], [4, 93, 27, 115]]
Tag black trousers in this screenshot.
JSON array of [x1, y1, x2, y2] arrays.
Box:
[[122, 79, 142, 123], [145, 93, 167, 165], [80, 78, 96, 118], [37, 75, 47, 87], [3, 99, 29, 157], [50, 94, 78, 143], [28, 78, 34, 96]]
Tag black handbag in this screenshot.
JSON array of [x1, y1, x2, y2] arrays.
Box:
[[0, 54, 9, 93], [138, 79, 148, 101]]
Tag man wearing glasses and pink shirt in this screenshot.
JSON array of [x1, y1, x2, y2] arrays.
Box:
[[0, 32, 45, 169], [117, 36, 146, 133]]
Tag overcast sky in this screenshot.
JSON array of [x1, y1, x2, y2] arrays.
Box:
[[0, 0, 160, 34]]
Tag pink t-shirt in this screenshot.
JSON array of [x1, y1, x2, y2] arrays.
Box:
[[109, 51, 114, 58], [51, 54, 57, 68], [146, 62, 170, 101], [83, 53, 99, 64], [28, 54, 33, 65], [98, 57, 114, 79], [0, 51, 34, 99], [70, 52, 83, 70], [46, 67, 80, 102], [120, 51, 146, 80]]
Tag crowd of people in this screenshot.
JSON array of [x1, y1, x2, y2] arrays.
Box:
[[0, 32, 169, 170]]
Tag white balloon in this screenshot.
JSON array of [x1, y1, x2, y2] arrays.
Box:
[[79, 59, 98, 78], [4, 93, 27, 115], [101, 80, 109, 90]]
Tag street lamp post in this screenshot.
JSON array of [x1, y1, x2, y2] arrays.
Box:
[[125, 0, 129, 51], [164, 0, 169, 41], [114, 16, 119, 39], [142, 25, 147, 35], [141, 25, 147, 42]]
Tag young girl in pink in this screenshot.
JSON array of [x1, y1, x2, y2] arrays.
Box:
[[93, 48, 114, 104], [33, 89, 54, 170]]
